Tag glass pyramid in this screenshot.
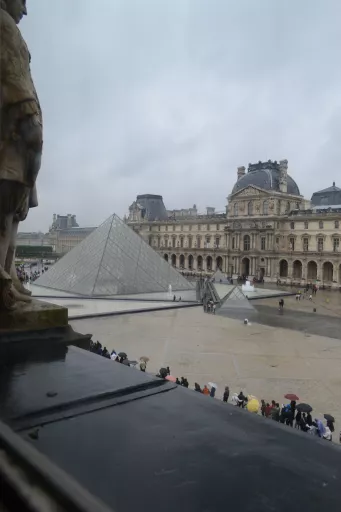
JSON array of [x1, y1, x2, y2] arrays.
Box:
[[217, 285, 256, 312], [36, 214, 194, 296]]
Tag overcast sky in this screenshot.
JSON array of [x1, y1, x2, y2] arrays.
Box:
[[20, 0, 341, 232]]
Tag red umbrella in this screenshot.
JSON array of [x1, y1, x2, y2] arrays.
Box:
[[284, 393, 299, 401], [165, 375, 176, 382]]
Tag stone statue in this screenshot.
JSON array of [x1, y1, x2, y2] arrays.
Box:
[[0, 0, 43, 310]]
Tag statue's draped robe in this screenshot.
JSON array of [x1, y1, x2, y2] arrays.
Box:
[[0, 6, 42, 216]]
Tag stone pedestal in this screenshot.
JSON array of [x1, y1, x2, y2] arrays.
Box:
[[0, 299, 68, 332], [0, 299, 92, 351]]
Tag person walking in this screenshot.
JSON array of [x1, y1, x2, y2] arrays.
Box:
[[223, 386, 230, 403], [202, 385, 210, 395], [261, 399, 266, 416], [295, 410, 302, 429], [194, 383, 202, 393]]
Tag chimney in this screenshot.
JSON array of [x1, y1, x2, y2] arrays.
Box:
[[279, 159, 288, 193], [237, 166, 246, 180]]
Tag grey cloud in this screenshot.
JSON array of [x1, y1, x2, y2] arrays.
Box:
[[18, 0, 341, 231]]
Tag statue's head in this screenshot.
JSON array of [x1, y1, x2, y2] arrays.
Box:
[[3, 0, 27, 24]]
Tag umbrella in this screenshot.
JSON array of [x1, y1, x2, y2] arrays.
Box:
[[247, 398, 260, 414], [122, 359, 130, 366], [296, 403, 312, 413], [118, 352, 127, 359], [324, 414, 335, 422], [140, 356, 150, 362], [284, 393, 299, 401], [165, 375, 176, 382], [208, 382, 217, 390]]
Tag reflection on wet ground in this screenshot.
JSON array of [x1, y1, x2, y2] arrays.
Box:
[[217, 286, 341, 339]]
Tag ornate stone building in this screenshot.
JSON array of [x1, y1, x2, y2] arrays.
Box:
[[126, 159, 341, 287], [18, 214, 96, 254]]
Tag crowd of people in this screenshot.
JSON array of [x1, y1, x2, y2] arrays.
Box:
[[88, 341, 338, 443], [15, 262, 49, 283], [231, 393, 337, 442]]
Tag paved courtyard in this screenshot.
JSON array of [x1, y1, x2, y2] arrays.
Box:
[[72, 304, 341, 433]]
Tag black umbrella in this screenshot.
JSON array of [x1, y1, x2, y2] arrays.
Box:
[[118, 352, 127, 358], [296, 403, 313, 413], [122, 359, 130, 366], [324, 414, 335, 422]]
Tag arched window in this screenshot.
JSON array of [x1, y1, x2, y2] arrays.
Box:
[[243, 235, 250, 251], [248, 201, 253, 216], [234, 203, 238, 216], [263, 200, 268, 215]]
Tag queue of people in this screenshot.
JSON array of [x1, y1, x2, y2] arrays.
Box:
[[16, 262, 49, 283], [88, 342, 338, 443]]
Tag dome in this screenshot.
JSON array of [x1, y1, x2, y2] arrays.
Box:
[[311, 182, 341, 207], [232, 161, 300, 196]]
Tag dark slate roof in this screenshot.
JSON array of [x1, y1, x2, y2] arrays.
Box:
[[232, 161, 300, 196], [136, 194, 168, 221], [311, 183, 341, 206], [2, 343, 341, 512]]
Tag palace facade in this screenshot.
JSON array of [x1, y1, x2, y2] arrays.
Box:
[[126, 160, 341, 287]]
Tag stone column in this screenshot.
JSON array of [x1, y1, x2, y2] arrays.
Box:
[[333, 263, 337, 283]]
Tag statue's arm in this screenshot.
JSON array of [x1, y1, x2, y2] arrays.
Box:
[[0, 13, 42, 150]]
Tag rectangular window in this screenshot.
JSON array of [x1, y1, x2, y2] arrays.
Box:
[[304, 221, 308, 229], [318, 238, 324, 251], [197, 237, 201, 248], [215, 237, 220, 248], [198, 224, 201, 231], [303, 238, 309, 251], [172, 238, 176, 248], [207, 224, 210, 231], [261, 237, 266, 250], [205, 236, 211, 248], [289, 237, 295, 251], [333, 238, 339, 252], [189, 224, 192, 231], [335, 220, 339, 229], [216, 224, 220, 231], [180, 238, 184, 248], [172, 225, 176, 232], [319, 221, 324, 229], [165, 225, 168, 232], [188, 237, 192, 248], [232, 237, 235, 249], [276, 237, 279, 246]]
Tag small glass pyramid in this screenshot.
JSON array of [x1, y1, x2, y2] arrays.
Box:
[[36, 214, 193, 296], [218, 285, 255, 311]]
